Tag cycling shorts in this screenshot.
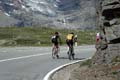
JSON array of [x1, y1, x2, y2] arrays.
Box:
[[66, 40, 73, 46]]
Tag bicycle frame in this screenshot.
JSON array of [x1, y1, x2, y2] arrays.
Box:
[[52, 46, 59, 59], [68, 45, 74, 60]]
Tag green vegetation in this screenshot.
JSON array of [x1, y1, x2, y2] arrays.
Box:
[[80, 59, 92, 67], [0, 27, 97, 46], [112, 56, 120, 63], [112, 71, 119, 75]]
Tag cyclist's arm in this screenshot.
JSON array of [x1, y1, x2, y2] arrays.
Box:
[[72, 36, 75, 43]]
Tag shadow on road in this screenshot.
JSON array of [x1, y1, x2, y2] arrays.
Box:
[[58, 57, 85, 60]]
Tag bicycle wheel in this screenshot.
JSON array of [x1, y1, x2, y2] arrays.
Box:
[[71, 46, 75, 60], [52, 47, 56, 59], [68, 47, 71, 60], [68, 46, 74, 60], [52, 47, 59, 59]]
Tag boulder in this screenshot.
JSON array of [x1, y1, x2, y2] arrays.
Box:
[[93, 0, 120, 65]]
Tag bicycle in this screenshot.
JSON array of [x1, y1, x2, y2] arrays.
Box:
[[52, 46, 59, 59], [67, 45, 74, 60]]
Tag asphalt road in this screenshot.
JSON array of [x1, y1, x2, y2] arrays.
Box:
[[0, 45, 95, 80]]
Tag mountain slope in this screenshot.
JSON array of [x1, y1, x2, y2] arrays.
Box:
[[0, 11, 18, 27], [0, 0, 96, 30]]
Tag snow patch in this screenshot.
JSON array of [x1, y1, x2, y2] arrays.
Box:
[[56, 0, 61, 2], [39, 2, 48, 5], [18, 0, 22, 3], [22, 5, 26, 9], [4, 12, 10, 17], [6, 3, 14, 6]]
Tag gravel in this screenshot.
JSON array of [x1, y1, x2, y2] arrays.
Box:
[[50, 61, 120, 80]]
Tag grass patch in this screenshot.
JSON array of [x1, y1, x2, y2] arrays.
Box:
[[112, 71, 119, 75], [0, 27, 97, 46], [112, 56, 120, 63], [80, 59, 92, 67]]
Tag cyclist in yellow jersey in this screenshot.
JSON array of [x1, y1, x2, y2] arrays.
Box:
[[66, 32, 75, 59]]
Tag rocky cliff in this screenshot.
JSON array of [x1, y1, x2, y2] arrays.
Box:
[[93, 0, 120, 65], [92, 0, 120, 79], [0, 0, 96, 30]]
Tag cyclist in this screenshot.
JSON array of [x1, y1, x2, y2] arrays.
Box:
[[66, 32, 75, 60], [74, 35, 78, 46], [51, 32, 61, 59], [96, 32, 100, 44]]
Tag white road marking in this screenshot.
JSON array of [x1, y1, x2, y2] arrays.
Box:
[[43, 47, 95, 80], [0, 47, 95, 63], [43, 57, 91, 80], [0, 53, 50, 63]]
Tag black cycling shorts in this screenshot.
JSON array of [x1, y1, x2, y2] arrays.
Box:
[[66, 40, 73, 46]]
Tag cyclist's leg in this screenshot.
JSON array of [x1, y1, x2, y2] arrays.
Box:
[[67, 43, 72, 60], [71, 41, 75, 54], [67, 46, 69, 55], [69, 45, 72, 60], [52, 44, 55, 52], [69, 43, 73, 55], [53, 43, 59, 58], [56, 44, 59, 58], [66, 40, 70, 54], [52, 44, 56, 58], [70, 41, 75, 60]]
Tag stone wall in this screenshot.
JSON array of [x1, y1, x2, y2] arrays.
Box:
[[92, 0, 120, 65]]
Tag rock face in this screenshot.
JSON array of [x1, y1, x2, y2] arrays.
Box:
[[93, 0, 120, 65], [0, 0, 96, 30]]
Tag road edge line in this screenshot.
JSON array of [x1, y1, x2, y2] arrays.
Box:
[[0, 53, 49, 63], [43, 57, 91, 80]]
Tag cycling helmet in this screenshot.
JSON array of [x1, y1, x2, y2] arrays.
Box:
[[70, 32, 74, 34], [55, 32, 59, 34]]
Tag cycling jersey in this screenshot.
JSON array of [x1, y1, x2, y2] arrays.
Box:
[[66, 34, 74, 46], [66, 34, 74, 40], [51, 35, 60, 46]]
